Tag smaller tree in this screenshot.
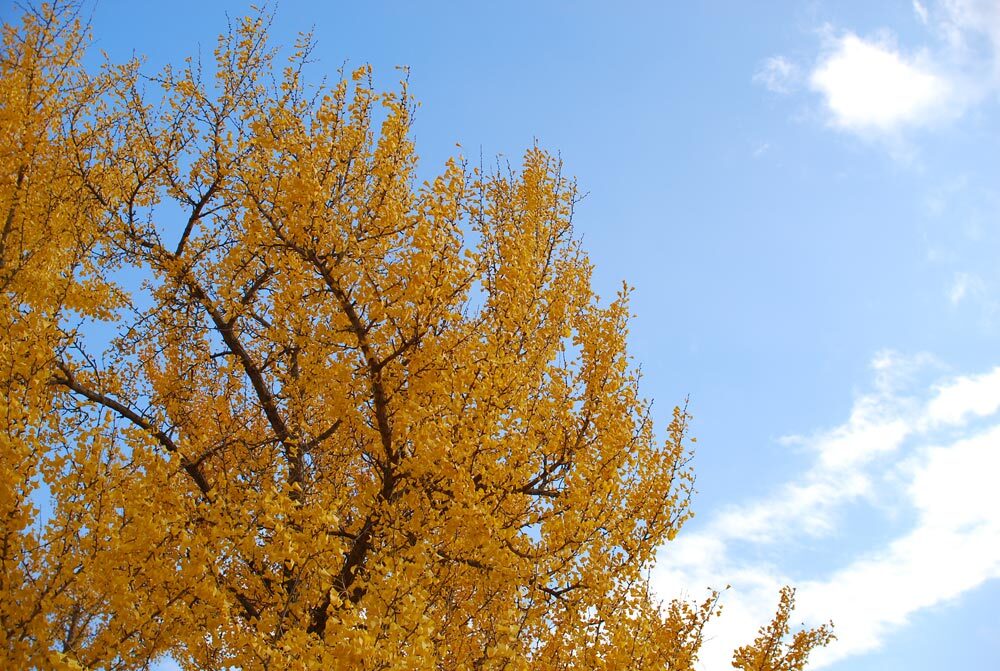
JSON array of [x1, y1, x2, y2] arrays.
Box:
[[733, 588, 835, 671]]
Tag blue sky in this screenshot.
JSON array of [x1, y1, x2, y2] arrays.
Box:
[[75, 1, 1000, 669]]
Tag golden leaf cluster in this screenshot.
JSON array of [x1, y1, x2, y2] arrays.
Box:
[[1, 3, 832, 670]]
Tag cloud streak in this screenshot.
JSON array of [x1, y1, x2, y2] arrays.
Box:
[[652, 354, 1000, 669], [754, 56, 800, 94]]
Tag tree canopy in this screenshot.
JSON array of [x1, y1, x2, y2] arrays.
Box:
[[0, 4, 832, 669]]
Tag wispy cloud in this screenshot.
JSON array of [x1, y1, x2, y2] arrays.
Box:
[[751, 141, 770, 158], [652, 353, 1000, 669], [936, 0, 1000, 78], [754, 56, 800, 94], [944, 271, 999, 326], [947, 271, 985, 305]]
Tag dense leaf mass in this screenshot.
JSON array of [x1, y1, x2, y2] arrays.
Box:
[[0, 4, 832, 670]]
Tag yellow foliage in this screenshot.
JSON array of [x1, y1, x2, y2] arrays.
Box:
[[732, 588, 835, 671], [0, 4, 833, 670]]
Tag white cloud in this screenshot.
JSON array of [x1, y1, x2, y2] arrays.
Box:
[[691, 356, 919, 546], [801, 520, 1000, 665], [802, 425, 1000, 666], [759, 1, 1000, 141], [948, 272, 972, 304], [945, 272, 997, 320], [754, 56, 800, 94], [809, 34, 951, 132], [910, 426, 1000, 525], [652, 353, 1000, 669], [925, 364, 1000, 425]]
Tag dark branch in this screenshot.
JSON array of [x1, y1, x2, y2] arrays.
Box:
[[52, 361, 214, 500]]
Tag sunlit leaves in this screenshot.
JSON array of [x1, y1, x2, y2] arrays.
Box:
[[0, 4, 832, 670]]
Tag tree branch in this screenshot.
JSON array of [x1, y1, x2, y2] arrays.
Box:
[[52, 360, 214, 501]]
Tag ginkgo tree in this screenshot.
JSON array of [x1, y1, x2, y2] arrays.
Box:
[[0, 3, 833, 670]]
